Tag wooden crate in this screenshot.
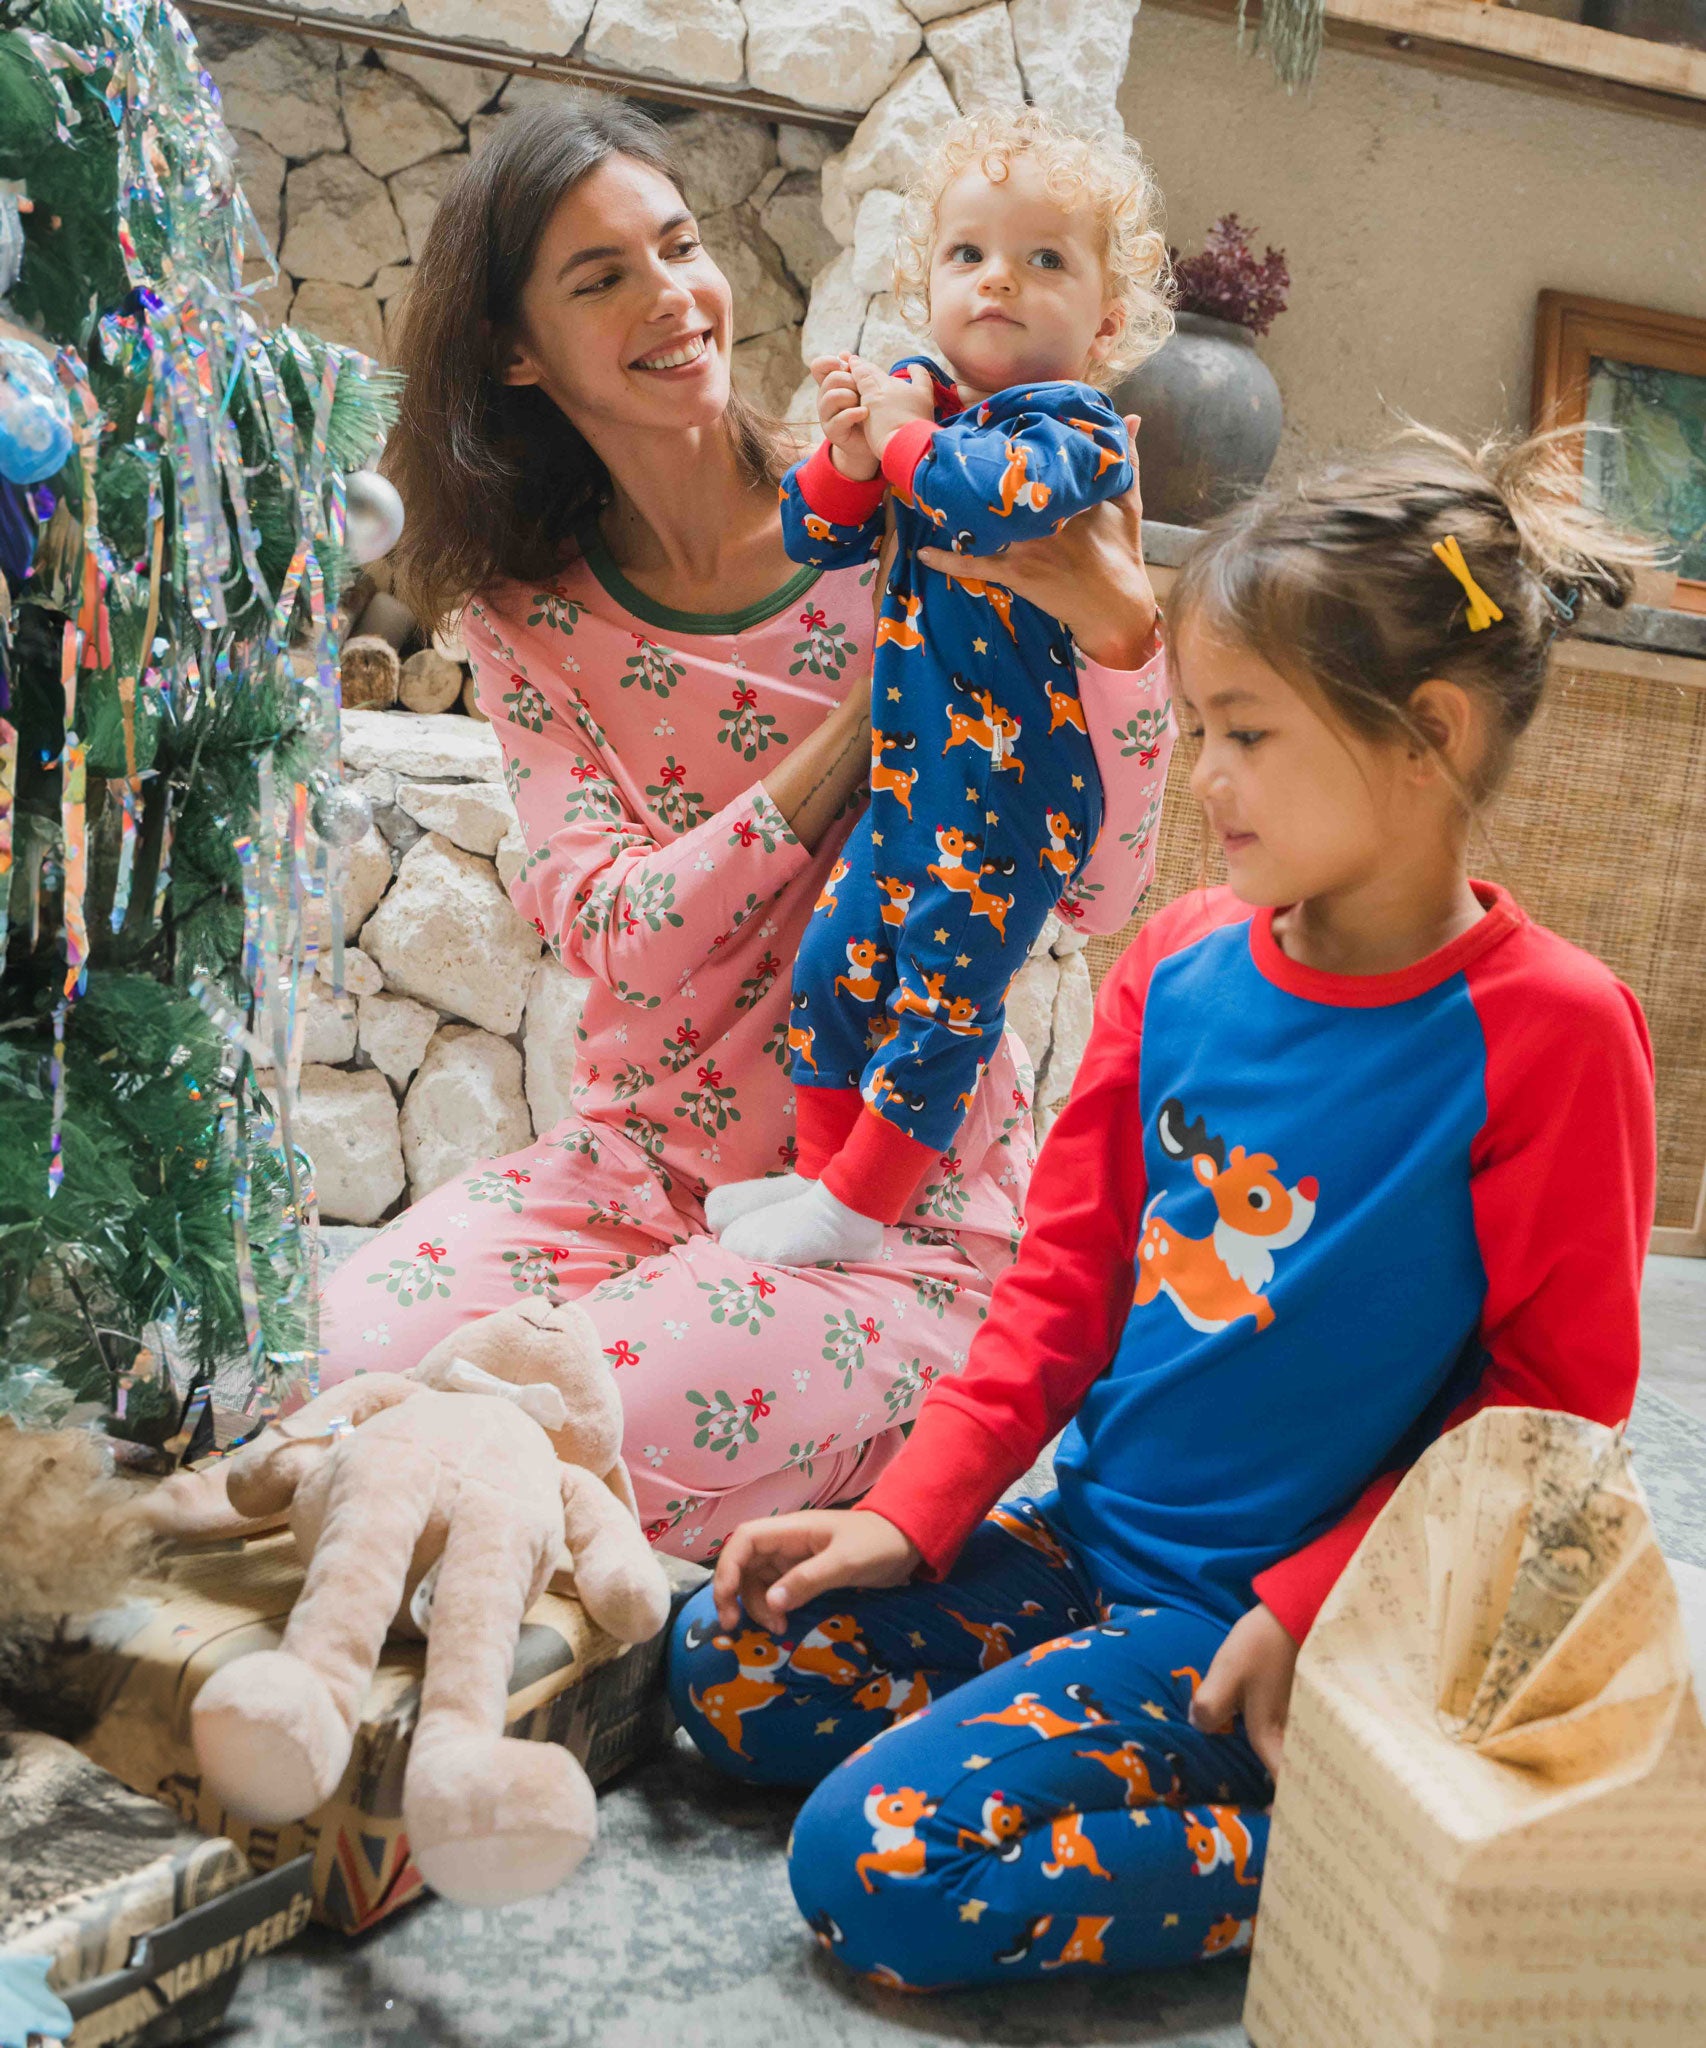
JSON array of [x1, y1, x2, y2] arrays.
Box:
[[1085, 637, 1706, 1251]]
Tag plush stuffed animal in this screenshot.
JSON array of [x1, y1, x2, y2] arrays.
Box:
[[139, 1301, 670, 1907]]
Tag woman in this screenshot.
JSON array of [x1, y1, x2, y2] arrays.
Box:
[[317, 96, 1172, 1561]]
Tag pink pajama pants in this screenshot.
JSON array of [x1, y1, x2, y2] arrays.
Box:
[[318, 1114, 998, 1562]]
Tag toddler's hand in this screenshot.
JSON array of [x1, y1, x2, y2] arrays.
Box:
[[810, 352, 878, 482], [1188, 1597, 1298, 1781], [847, 355, 934, 462], [712, 1506, 920, 1633]]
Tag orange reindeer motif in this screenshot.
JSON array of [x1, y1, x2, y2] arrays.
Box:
[[835, 938, 888, 1004], [986, 1503, 1074, 1570], [1076, 1741, 1181, 1809], [874, 592, 925, 651], [813, 856, 849, 918], [1201, 1913, 1256, 1959], [956, 1790, 1028, 1857], [1044, 1916, 1114, 1970], [866, 1013, 900, 1053], [1024, 1634, 1094, 1667], [786, 991, 817, 1074], [875, 874, 915, 928], [944, 1606, 1016, 1671], [927, 826, 1014, 942], [687, 1627, 789, 1760], [803, 511, 838, 543], [1184, 1806, 1261, 1886], [852, 1665, 933, 1718], [855, 1785, 938, 1893], [1043, 1812, 1114, 1881], [1067, 417, 1125, 478], [990, 438, 1052, 518], [943, 674, 1024, 781], [956, 574, 1017, 641], [1134, 1099, 1318, 1335], [960, 1690, 1094, 1740], [869, 729, 919, 816], [1038, 810, 1079, 876], [789, 1613, 867, 1687], [892, 971, 947, 1023], [1046, 680, 1088, 735], [943, 994, 983, 1038]]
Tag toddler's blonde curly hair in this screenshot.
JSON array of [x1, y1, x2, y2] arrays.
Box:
[[891, 106, 1173, 389]]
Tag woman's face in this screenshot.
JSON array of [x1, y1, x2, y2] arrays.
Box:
[[499, 153, 735, 441]]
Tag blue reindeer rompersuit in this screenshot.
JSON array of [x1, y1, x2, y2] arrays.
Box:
[[778, 358, 1133, 1221]]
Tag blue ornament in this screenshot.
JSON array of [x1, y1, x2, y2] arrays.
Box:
[[0, 339, 74, 487]]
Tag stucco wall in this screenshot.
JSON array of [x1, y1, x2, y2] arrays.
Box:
[[1119, 9, 1706, 477]]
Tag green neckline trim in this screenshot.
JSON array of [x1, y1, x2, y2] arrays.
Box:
[[575, 520, 822, 636]]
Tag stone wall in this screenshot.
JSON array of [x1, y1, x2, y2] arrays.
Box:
[[290, 711, 1090, 1224], [199, 0, 1143, 418], [197, 22, 834, 418]]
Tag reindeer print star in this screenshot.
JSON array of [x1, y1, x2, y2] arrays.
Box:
[[973, 637, 988, 654], [965, 787, 978, 803], [962, 1753, 992, 1770], [934, 928, 949, 943], [1141, 1700, 1167, 1720], [959, 1900, 988, 1923], [956, 953, 971, 967], [1072, 774, 1085, 790], [816, 1717, 839, 1735], [887, 686, 902, 702]]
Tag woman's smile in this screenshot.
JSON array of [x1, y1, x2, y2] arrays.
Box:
[[632, 329, 713, 374]]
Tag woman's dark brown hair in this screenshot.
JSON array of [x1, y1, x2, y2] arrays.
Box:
[[384, 94, 789, 632], [1170, 425, 1655, 801]]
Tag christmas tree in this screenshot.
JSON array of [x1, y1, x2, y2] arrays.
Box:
[[0, 0, 397, 1442]]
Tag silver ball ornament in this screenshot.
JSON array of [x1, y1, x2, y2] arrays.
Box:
[[344, 470, 405, 566], [311, 782, 373, 847]]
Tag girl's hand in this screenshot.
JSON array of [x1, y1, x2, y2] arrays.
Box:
[[847, 355, 935, 462], [712, 1507, 920, 1633], [1188, 1599, 1299, 1781], [917, 414, 1159, 670], [811, 353, 878, 482]]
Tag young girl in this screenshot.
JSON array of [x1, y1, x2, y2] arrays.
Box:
[[668, 428, 1657, 1989], [708, 108, 1170, 1268]]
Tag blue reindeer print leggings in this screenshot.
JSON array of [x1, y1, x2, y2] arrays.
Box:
[[669, 1498, 1272, 1991]]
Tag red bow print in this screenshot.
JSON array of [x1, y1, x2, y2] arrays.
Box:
[[659, 761, 686, 786], [570, 759, 599, 783], [418, 1241, 446, 1263], [749, 1272, 777, 1298], [605, 1339, 642, 1369], [503, 1169, 531, 1184], [744, 1388, 772, 1420], [858, 1317, 881, 1345], [731, 684, 758, 711], [696, 1062, 723, 1087], [800, 605, 827, 631], [732, 819, 757, 847], [938, 1150, 962, 1175]]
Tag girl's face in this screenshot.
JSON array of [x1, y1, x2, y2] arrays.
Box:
[[1175, 616, 1425, 909], [499, 154, 735, 440], [928, 157, 1122, 394]]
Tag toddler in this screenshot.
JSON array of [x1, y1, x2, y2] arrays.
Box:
[[709, 108, 1171, 1267], [672, 426, 1656, 1987]]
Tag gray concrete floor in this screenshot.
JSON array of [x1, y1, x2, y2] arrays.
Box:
[[1641, 1255, 1706, 1423]]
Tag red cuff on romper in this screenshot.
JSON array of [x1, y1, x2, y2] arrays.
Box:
[[796, 438, 887, 527], [880, 419, 940, 499], [820, 1106, 938, 1227], [794, 1086, 864, 1179]]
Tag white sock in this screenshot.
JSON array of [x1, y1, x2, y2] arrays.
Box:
[[705, 1172, 808, 1237], [719, 1180, 886, 1268]]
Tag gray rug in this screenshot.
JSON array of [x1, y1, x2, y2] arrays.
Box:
[[218, 1382, 1706, 2048]]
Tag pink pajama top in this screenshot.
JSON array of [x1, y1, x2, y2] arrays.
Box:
[[463, 533, 1172, 1274]]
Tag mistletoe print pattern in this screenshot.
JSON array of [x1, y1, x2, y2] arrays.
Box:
[[318, 1112, 997, 1565]]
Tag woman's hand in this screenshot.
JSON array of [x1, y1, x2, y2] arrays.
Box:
[[712, 1507, 920, 1633], [847, 355, 935, 463], [917, 414, 1160, 670], [1188, 1599, 1300, 1781], [812, 353, 878, 482]]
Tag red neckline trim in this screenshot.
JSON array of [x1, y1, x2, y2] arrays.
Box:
[[1248, 881, 1523, 1008]]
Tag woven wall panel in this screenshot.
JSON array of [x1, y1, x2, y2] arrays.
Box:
[[1082, 655, 1706, 1234]]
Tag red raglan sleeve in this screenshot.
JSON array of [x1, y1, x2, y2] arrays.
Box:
[[1252, 930, 1656, 1642], [857, 891, 1243, 1577]]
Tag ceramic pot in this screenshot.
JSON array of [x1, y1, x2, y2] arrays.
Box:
[[1111, 312, 1283, 527]]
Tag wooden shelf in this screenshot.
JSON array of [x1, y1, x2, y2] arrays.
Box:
[[1153, 0, 1706, 120]]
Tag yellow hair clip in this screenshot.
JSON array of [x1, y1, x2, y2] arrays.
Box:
[[1431, 535, 1503, 632]]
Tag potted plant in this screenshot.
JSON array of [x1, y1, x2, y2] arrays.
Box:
[[1113, 214, 1290, 528]]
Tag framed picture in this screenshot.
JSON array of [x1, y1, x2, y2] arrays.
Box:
[[1532, 289, 1706, 615]]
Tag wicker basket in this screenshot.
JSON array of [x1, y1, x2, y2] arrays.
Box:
[[1085, 637, 1706, 1252]]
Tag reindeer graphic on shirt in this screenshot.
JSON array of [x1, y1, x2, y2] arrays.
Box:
[[1134, 1099, 1317, 1334]]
